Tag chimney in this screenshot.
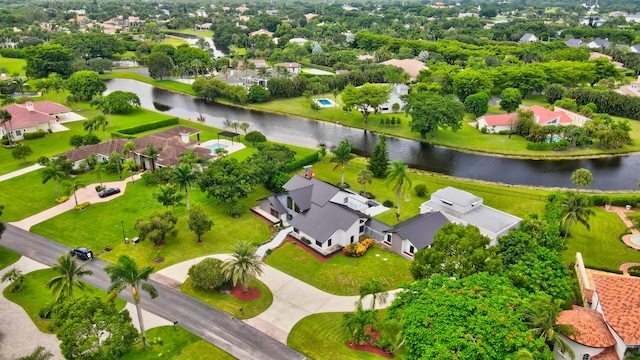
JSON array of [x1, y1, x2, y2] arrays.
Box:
[[25, 101, 34, 112], [180, 132, 190, 144]]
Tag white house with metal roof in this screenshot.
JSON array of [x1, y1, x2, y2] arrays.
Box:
[[382, 212, 450, 260]]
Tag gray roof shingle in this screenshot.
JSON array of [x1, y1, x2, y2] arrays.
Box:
[[289, 202, 363, 243], [391, 212, 449, 250], [283, 175, 340, 206]]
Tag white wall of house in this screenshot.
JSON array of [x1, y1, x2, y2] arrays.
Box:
[[553, 336, 606, 360], [1, 123, 50, 140], [476, 118, 511, 133]]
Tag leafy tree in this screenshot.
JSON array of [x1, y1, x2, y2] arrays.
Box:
[[67, 71, 106, 101], [122, 159, 138, 184], [104, 255, 158, 347], [187, 203, 214, 243], [561, 193, 594, 240], [403, 92, 465, 138], [386, 160, 412, 219], [53, 33, 125, 60], [198, 157, 255, 205], [12, 145, 33, 164], [500, 87, 523, 114], [53, 297, 138, 359], [0, 109, 15, 145], [154, 184, 182, 208], [410, 223, 503, 280], [83, 133, 100, 146], [244, 131, 266, 146], [525, 295, 577, 359], [148, 52, 174, 80], [24, 44, 74, 78], [245, 144, 296, 185], [508, 246, 572, 300], [356, 169, 373, 197], [83, 114, 108, 140], [103, 91, 140, 114], [42, 161, 68, 200], [591, 57, 619, 85], [368, 134, 389, 178], [515, 109, 535, 136], [188, 257, 225, 290], [68, 135, 84, 148], [86, 57, 113, 74], [452, 69, 493, 102], [463, 92, 490, 117], [1, 267, 24, 292], [109, 152, 121, 179], [359, 278, 388, 310], [46, 252, 93, 303], [545, 84, 566, 105], [222, 240, 264, 294], [341, 83, 392, 124], [570, 168, 592, 192], [554, 98, 578, 112], [134, 210, 179, 245], [248, 84, 269, 103], [341, 301, 377, 345], [331, 139, 356, 187]]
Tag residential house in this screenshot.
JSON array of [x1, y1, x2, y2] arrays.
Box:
[[419, 187, 521, 245], [565, 38, 584, 48], [342, 4, 359, 11], [273, 62, 301, 74], [195, 23, 212, 31], [555, 306, 618, 360], [519, 33, 538, 43], [0, 101, 70, 140], [238, 15, 250, 22], [382, 212, 449, 260], [249, 59, 269, 69], [196, 10, 208, 18], [476, 105, 590, 133], [357, 54, 375, 61], [630, 45, 640, 53], [265, 9, 278, 16], [379, 58, 428, 79], [249, 29, 273, 37], [304, 13, 318, 21], [458, 12, 479, 18], [626, 14, 640, 23], [377, 84, 409, 113], [587, 38, 611, 49], [288, 37, 308, 47], [236, 5, 249, 13], [59, 126, 210, 170], [591, 52, 624, 68]]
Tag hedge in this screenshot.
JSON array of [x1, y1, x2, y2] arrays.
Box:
[[585, 264, 623, 274], [591, 194, 640, 207], [284, 151, 319, 172], [0, 48, 24, 58], [526, 142, 552, 151], [111, 117, 179, 138], [23, 130, 46, 140]]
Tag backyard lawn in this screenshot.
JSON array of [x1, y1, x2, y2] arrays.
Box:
[[0, 246, 20, 270], [0, 56, 26, 75], [265, 242, 412, 296], [3, 268, 126, 333], [167, 28, 215, 38], [561, 207, 640, 272], [120, 326, 234, 360], [182, 278, 273, 320], [288, 311, 405, 360]]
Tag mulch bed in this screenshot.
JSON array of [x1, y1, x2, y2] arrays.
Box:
[[231, 286, 261, 301], [152, 258, 164, 264], [346, 328, 393, 358]]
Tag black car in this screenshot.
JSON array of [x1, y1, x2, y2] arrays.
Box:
[[98, 188, 121, 198], [70, 247, 93, 261]]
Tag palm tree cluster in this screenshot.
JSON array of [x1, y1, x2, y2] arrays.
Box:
[[341, 279, 391, 348]]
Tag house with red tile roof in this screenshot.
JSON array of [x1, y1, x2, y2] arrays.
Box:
[[556, 306, 618, 360], [379, 58, 428, 79], [476, 105, 590, 133], [0, 101, 70, 140], [249, 29, 273, 37]]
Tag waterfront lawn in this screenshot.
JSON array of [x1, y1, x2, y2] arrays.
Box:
[[103, 72, 198, 95], [31, 182, 273, 270], [3, 268, 126, 333], [164, 36, 189, 46], [168, 28, 215, 38], [0, 56, 26, 75], [0, 246, 21, 270], [265, 242, 412, 296], [288, 311, 405, 360], [120, 326, 234, 360], [561, 208, 640, 272], [181, 278, 273, 320]]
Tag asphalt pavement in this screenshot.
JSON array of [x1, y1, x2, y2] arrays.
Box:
[[0, 224, 307, 360]]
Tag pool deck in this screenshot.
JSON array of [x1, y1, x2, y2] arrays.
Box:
[[198, 139, 245, 157], [603, 206, 640, 250]]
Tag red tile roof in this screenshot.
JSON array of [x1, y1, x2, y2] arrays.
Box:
[[557, 306, 617, 348], [593, 274, 640, 345], [31, 101, 70, 114], [592, 346, 619, 360], [478, 113, 516, 127], [584, 288, 594, 304], [2, 104, 52, 129], [528, 105, 573, 125]]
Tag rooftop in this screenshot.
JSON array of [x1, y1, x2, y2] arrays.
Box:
[[556, 306, 617, 348], [593, 274, 640, 345], [391, 212, 449, 250]]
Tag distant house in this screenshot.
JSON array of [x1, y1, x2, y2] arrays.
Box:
[[288, 37, 308, 47], [357, 54, 375, 61], [587, 38, 611, 49], [342, 4, 359, 11], [382, 212, 449, 260], [0, 101, 70, 140], [249, 59, 269, 69], [379, 58, 428, 79], [565, 38, 584, 48], [249, 29, 273, 37], [273, 62, 301, 74], [477, 105, 590, 132], [195, 23, 212, 30], [419, 187, 521, 245], [519, 33, 538, 43], [377, 84, 409, 113], [236, 5, 249, 13], [630, 45, 640, 53], [591, 52, 625, 68], [304, 13, 318, 21], [265, 9, 278, 16]]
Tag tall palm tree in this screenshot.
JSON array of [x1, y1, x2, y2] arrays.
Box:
[[64, 178, 85, 206], [123, 159, 137, 184], [46, 252, 94, 303], [239, 122, 250, 134], [144, 143, 162, 172], [84, 114, 108, 140], [356, 169, 373, 197], [341, 301, 378, 345], [525, 295, 577, 360], [386, 160, 412, 219], [109, 152, 122, 179], [92, 161, 105, 187], [561, 193, 594, 240], [222, 240, 264, 294], [42, 162, 68, 200], [570, 168, 592, 193], [0, 109, 14, 145], [47, 73, 65, 104], [257, 66, 270, 81], [11, 77, 29, 94], [332, 87, 340, 119], [331, 139, 355, 188], [104, 255, 158, 347], [359, 278, 388, 310], [172, 164, 197, 210]]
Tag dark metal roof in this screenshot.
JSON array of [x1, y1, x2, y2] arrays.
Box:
[[366, 218, 392, 233], [289, 202, 363, 243], [267, 195, 287, 215], [283, 175, 339, 206], [218, 131, 239, 137], [288, 185, 313, 212], [391, 212, 449, 250]]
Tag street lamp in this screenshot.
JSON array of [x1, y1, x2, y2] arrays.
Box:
[[121, 219, 127, 244]]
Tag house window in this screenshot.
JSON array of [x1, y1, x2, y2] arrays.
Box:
[[15, 130, 21, 136], [287, 214, 293, 221], [359, 225, 364, 233], [315, 240, 322, 247], [409, 245, 415, 254], [386, 234, 392, 244], [294, 204, 300, 213], [293, 228, 299, 233], [328, 239, 332, 246], [270, 209, 278, 217], [287, 196, 293, 210], [350, 236, 354, 243]]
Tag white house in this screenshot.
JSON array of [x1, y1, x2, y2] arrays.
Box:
[[377, 84, 409, 113], [273, 62, 301, 74], [476, 105, 590, 133], [587, 38, 611, 49], [288, 37, 309, 47], [0, 101, 70, 140], [382, 212, 449, 260], [519, 33, 538, 43]]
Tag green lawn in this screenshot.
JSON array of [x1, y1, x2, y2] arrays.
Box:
[[288, 311, 405, 360], [0, 56, 27, 75], [265, 242, 412, 295], [167, 29, 215, 38], [0, 246, 20, 270], [120, 326, 234, 360], [164, 36, 190, 46], [561, 208, 640, 271], [181, 278, 273, 320], [103, 72, 198, 95], [3, 268, 126, 333]]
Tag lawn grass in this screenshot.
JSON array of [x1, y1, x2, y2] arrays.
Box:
[[163, 36, 190, 46], [288, 310, 405, 360], [168, 29, 215, 38], [0, 246, 21, 270], [3, 268, 126, 333], [103, 72, 198, 95], [31, 182, 274, 270], [181, 278, 273, 320], [265, 242, 412, 296], [120, 326, 234, 360], [561, 207, 640, 271], [0, 56, 27, 75]]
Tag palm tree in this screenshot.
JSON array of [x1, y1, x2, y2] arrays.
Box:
[[11, 77, 29, 94], [386, 160, 412, 219], [222, 240, 264, 294], [89, 96, 113, 126], [179, 149, 200, 169], [109, 152, 122, 179], [144, 143, 162, 172], [123, 159, 138, 184], [1, 267, 24, 292], [47, 73, 65, 104], [239, 122, 250, 134], [84, 114, 108, 140], [561, 193, 594, 240], [92, 161, 106, 187], [570, 168, 592, 193], [46, 252, 94, 303], [331, 139, 356, 188], [104, 255, 158, 347], [356, 169, 373, 198], [122, 140, 136, 159], [64, 178, 85, 206], [341, 301, 378, 345], [17, 346, 53, 360], [359, 278, 388, 310], [42, 162, 68, 200], [172, 164, 197, 210], [154, 183, 182, 208], [230, 121, 240, 133], [257, 66, 270, 81], [0, 109, 14, 145], [332, 87, 340, 119], [220, 65, 230, 82], [525, 295, 577, 360]]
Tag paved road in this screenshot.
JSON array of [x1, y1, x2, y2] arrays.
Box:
[[0, 224, 307, 360]]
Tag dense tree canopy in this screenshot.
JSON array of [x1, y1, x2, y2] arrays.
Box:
[[147, 52, 174, 80], [53, 33, 125, 59], [24, 44, 74, 78], [103, 91, 141, 114], [66, 71, 106, 101], [403, 91, 465, 138], [341, 83, 391, 124], [198, 157, 255, 204]]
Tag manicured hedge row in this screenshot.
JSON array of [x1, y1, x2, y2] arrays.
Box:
[[284, 152, 319, 172], [0, 48, 24, 58], [23, 130, 46, 140], [591, 194, 640, 207], [111, 117, 179, 138]]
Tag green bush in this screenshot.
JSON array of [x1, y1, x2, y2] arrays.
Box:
[[74, 202, 90, 210], [283, 152, 319, 172], [414, 184, 428, 198], [526, 142, 553, 151], [56, 196, 70, 204], [188, 258, 226, 290], [585, 264, 623, 274], [23, 130, 46, 140], [38, 302, 55, 319], [265, 249, 273, 255], [0, 48, 24, 58], [95, 185, 105, 192], [112, 117, 179, 137], [498, 130, 511, 135], [383, 199, 394, 207], [245, 131, 267, 146], [226, 201, 246, 218], [628, 266, 640, 277], [300, 237, 311, 245], [551, 139, 570, 151]]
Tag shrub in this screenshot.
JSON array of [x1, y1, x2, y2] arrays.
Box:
[[300, 237, 311, 245], [74, 202, 90, 210], [226, 201, 246, 218], [385, 118, 391, 125], [23, 130, 46, 140], [361, 238, 373, 249], [414, 184, 428, 198], [141, 172, 158, 186], [526, 142, 552, 151], [0, 48, 24, 58], [95, 185, 106, 192], [383, 199, 394, 207], [343, 243, 367, 257], [56, 196, 70, 204], [628, 266, 640, 277], [380, 118, 384, 125], [245, 131, 267, 146], [283, 152, 319, 172], [188, 258, 226, 290], [396, 118, 401, 125], [38, 302, 56, 319], [551, 139, 570, 151], [498, 130, 511, 135], [265, 249, 273, 255], [481, 126, 488, 134]]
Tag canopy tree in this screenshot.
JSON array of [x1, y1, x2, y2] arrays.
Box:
[[403, 91, 465, 138], [134, 210, 179, 245], [341, 83, 391, 124], [187, 203, 214, 243], [67, 71, 106, 101]]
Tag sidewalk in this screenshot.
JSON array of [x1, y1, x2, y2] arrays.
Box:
[[0, 164, 43, 183]]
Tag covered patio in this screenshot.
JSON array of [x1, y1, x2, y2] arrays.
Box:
[[218, 130, 241, 144]]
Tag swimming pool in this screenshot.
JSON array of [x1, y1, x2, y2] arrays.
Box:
[[314, 98, 337, 108], [11, 92, 40, 98], [204, 143, 228, 152], [318, 99, 332, 105]]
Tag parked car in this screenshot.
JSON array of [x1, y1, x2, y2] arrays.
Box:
[[70, 247, 93, 261], [98, 188, 121, 198]]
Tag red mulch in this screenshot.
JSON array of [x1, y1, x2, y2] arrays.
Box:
[[152, 258, 164, 264], [231, 286, 261, 301], [287, 236, 341, 262], [346, 329, 393, 358], [152, 242, 165, 247]]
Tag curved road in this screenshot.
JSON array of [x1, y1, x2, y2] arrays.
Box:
[[0, 224, 306, 360]]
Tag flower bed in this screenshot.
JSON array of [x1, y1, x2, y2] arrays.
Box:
[[343, 238, 374, 257]]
